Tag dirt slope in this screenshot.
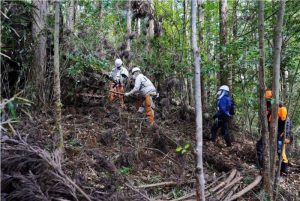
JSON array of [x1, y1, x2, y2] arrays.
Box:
[[2, 102, 299, 200]]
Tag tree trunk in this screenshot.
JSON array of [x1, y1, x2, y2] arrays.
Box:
[[183, 0, 194, 106], [205, 8, 213, 110], [67, 0, 75, 32], [148, 0, 154, 39], [219, 0, 228, 86], [230, 0, 238, 92], [182, 0, 189, 105], [137, 18, 141, 36], [31, 0, 48, 105], [269, 0, 286, 182], [95, 0, 102, 19], [191, 0, 205, 200], [258, 0, 272, 197], [54, 1, 63, 150], [232, 0, 238, 38], [126, 0, 132, 52], [198, 0, 206, 112], [282, 69, 288, 102], [188, 78, 194, 106]]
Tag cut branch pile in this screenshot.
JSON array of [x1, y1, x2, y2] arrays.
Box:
[[1, 136, 92, 201], [1, 135, 148, 201], [136, 169, 262, 201]]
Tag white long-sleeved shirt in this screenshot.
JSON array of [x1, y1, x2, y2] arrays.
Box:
[[128, 73, 156, 96], [109, 66, 128, 85]]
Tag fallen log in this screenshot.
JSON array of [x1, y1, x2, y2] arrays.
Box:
[[208, 181, 226, 194], [207, 169, 237, 194], [170, 191, 196, 201], [215, 175, 243, 199], [170, 170, 241, 201], [227, 175, 262, 201], [223, 172, 241, 190], [205, 172, 230, 190], [125, 182, 152, 201], [224, 169, 237, 184], [223, 185, 239, 201], [216, 175, 243, 200], [76, 93, 105, 98], [138, 181, 177, 188]]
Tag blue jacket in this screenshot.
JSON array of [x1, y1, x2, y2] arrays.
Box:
[[216, 91, 232, 118]]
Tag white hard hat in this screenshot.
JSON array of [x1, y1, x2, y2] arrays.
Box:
[[115, 59, 123, 67], [219, 85, 229, 92], [132, 67, 141, 74]]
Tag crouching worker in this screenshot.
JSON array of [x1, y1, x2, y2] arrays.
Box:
[[210, 85, 233, 147], [277, 105, 292, 176], [124, 67, 158, 127]]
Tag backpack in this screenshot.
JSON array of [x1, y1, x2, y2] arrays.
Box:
[[229, 97, 236, 115]]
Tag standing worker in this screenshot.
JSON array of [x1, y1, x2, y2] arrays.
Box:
[[277, 104, 291, 176], [210, 85, 233, 147], [124, 67, 158, 127], [265, 89, 272, 124], [107, 58, 129, 109]]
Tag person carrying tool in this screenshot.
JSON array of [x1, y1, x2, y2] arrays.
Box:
[[107, 58, 129, 109], [210, 85, 233, 147], [124, 67, 158, 127], [277, 104, 292, 176]]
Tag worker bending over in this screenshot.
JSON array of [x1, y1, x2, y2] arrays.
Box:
[[125, 67, 157, 127]]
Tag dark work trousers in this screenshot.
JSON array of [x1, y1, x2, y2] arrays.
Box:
[[211, 117, 231, 146]]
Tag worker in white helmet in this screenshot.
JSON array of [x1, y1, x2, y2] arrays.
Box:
[[107, 58, 129, 109], [210, 85, 234, 147], [125, 67, 157, 126]]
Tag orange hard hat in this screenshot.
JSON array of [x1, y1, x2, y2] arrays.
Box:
[[265, 90, 272, 99], [278, 106, 287, 121]]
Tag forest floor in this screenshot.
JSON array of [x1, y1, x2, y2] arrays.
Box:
[[2, 99, 300, 201]]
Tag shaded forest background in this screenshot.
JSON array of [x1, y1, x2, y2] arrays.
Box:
[[2, 0, 299, 134]]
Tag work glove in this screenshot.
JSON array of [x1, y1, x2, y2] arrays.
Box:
[[124, 92, 130, 97], [106, 74, 114, 82]]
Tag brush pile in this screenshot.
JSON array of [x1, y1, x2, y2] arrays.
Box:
[[1, 135, 146, 201]]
